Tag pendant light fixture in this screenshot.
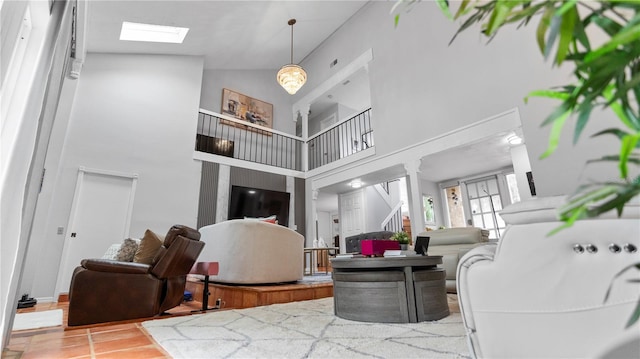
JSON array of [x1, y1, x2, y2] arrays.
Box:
[[277, 19, 307, 95]]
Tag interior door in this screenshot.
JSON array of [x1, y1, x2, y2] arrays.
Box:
[[340, 189, 365, 240], [465, 176, 505, 240], [54, 168, 137, 297]]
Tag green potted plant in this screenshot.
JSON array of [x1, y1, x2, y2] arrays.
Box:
[[393, 0, 640, 327], [391, 231, 411, 250]]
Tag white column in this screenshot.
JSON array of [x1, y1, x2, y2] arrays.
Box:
[[215, 164, 231, 223], [404, 160, 425, 241], [286, 176, 295, 229], [305, 183, 318, 248], [299, 105, 310, 171]]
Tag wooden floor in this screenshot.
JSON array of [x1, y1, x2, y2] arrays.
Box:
[[3, 277, 334, 359]]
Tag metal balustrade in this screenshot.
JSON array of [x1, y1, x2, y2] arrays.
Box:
[[195, 108, 374, 172], [196, 110, 303, 171], [307, 108, 373, 170]]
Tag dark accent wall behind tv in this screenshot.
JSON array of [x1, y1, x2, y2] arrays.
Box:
[[197, 165, 305, 235], [228, 185, 290, 226], [197, 162, 219, 229]]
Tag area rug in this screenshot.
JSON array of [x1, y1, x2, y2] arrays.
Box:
[[143, 297, 470, 359], [12, 309, 63, 331]]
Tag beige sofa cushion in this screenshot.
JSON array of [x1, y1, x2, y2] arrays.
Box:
[[419, 227, 489, 246]]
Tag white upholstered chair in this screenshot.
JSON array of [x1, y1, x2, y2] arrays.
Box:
[[416, 227, 489, 293], [457, 196, 640, 358], [198, 219, 304, 284]]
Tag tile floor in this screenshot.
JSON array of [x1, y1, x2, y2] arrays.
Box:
[[3, 300, 203, 359]]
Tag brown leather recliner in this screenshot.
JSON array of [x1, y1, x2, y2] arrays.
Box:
[[67, 225, 205, 326]]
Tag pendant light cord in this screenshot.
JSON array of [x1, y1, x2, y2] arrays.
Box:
[[288, 19, 296, 64]]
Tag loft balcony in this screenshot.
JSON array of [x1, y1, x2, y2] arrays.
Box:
[[195, 108, 374, 174]]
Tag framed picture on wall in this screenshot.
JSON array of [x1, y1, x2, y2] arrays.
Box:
[[221, 88, 273, 129]]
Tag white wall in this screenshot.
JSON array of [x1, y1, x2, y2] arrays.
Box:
[[297, 2, 621, 198], [21, 53, 204, 299], [200, 69, 295, 135], [1, 0, 67, 348], [316, 211, 332, 246], [510, 144, 533, 201], [364, 185, 391, 232]]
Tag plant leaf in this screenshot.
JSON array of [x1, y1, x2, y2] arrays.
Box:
[[584, 23, 640, 63], [555, 4, 578, 65], [626, 299, 640, 328], [545, 13, 562, 60], [604, 263, 640, 302], [486, 1, 513, 36], [573, 102, 593, 145], [619, 134, 640, 178], [540, 109, 571, 159], [548, 205, 585, 236], [587, 155, 640, 165], [536, 5, 555, 55], [435, 0, 453, 20], [453, 0, 471, 20], [603, 84, 636, 131], [591, 128, 630, 140], [525, 88, 570, 103], [558, 185, 619, 219], [589, 12, 623, 37]]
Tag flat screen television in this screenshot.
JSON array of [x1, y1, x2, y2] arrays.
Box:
[[228, 185, 290, 226]]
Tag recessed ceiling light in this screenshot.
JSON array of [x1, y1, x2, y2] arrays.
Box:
[[350, 180, 363, 188], [507, 135, 523, 145], [120, 21, 189, 43]]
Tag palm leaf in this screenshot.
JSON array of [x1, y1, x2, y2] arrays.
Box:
[[435, 0, 453, 20], [619, 134, 640, 178], [540, 109, 570, 159], [573, 102, 593, 145], [584, 23, 640, 63], [555, 5, 578, 65], [537, 5, 555, 54]]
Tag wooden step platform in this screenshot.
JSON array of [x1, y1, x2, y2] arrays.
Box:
[[185, 276, 334, 310]]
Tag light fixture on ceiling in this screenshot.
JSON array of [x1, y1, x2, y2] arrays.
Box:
[[119, 21, 189, 43], [349, 179, 363, 188], [507, 135, 523, 145], [277, 19, 307, 95]]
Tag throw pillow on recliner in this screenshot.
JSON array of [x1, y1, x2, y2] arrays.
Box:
[[115, 238, 139, 262], [133, 229, 164, 264], [101, 244, 121, 260]]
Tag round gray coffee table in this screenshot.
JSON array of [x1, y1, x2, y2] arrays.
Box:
[[330, 256, 449, 323]]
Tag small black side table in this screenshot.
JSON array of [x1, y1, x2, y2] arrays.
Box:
[[189, 261, 220, 312]]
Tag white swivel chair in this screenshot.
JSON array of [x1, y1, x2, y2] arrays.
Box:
[[457, 196, 640, 358]]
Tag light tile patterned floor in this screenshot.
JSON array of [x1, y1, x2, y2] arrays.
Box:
[[3, 286, 460, 358]]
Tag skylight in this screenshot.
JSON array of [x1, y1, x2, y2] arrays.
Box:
[[119, 21, 189, 43]]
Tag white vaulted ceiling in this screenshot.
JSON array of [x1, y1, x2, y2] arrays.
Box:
[[82, 0, 522, 197], [84, 0, 369, 70]]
